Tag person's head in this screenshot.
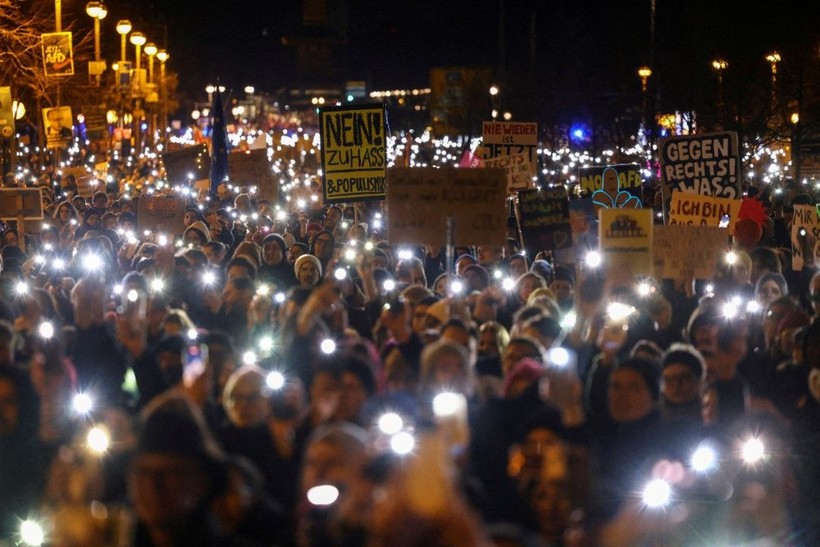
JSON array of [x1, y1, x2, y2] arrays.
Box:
[[53, 201, 78, 223], [478, 321, 510, 358], [755, 272, 788, 307], [324, 205, 343, 230], [686, 306, 721, 352], [288, 242, 308, 264], [261, 234, 287, 266], [508, 254, 529, 279], [411, 295, 439, 334], [516, 272, 547, 304], [300, 423, 368, 505], [184, 208, 202, 227], [82, 208, 100, 227], [608, 358, 660, 423], [226, 256, 257, 281], [294, 254, 322, 286], [455, 254, 477, 276], [520, 314, 562, 351], [395, 257, 426, 287], [92, 191, 108, 210], [440, 317, 478, 357], [749, 247, 782, 285], [202, 241, 227, 266], [762, 296, 799, 350], [477, 245, 504, 267], [501, 336, 545, 376], [811, 272, 820, 317], [549, 267, 575, 309], [660, 344, 705, 406], [420, 339, 472, 394], [775, 310, 810, 357], [223, 365, 270, 428], [462, 264, 490, 293], [310, 230, 335, 262], [130, 395, 226, 533], [337, 357, 376, 423], [183, 221, 211, 248]]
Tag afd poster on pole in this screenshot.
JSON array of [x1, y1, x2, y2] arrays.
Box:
[[41, 32, 75, 77], [659, 131, 740, 200], [42, 106, 73, 149], [320, 104, 386, 204]]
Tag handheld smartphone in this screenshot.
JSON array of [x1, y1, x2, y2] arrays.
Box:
[[123, 287, 147, 335], [183, 343, 208, 388]]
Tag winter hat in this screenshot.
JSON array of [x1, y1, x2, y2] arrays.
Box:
[[615, 358, 661, 401], [503, 357, 545, 397], [425, 299, 450, 326], [755, 272, 788, 297], [294, 253, 322, 278], [184, 220, 211, 243], [661, 343, 705, 380]]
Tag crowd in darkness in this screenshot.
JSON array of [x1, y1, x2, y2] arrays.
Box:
[[0, 159, 819, 546]]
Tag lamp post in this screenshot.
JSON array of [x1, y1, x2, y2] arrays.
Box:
[[765, 51, 781, 131], [206, 84, 215, 104], [637, 66, 652, 141], [156, 50, 169, 144], [144, 42, 157, 83], [86, 2, 107, 85], [712, 59, 728, 127], [55, 0, 62, 32], [115, 20, 131, 63], [130, 32, 146, 71]]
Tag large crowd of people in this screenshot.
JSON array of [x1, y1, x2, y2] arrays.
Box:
[[0, 150, 819, 547]]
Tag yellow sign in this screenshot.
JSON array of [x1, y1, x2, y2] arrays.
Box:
[[667, 191, 741, 234], [320, 104, 386, 203], [599, 208, 653, 280], [483, 152, 534, 194], [41, 32, 74, 77]]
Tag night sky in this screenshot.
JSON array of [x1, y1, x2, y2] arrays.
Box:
[[84, 0, 820, 121]]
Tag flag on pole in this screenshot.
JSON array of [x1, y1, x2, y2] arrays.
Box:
[[209, 88, 228, 192]]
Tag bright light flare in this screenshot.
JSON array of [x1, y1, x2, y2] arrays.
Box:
[[377, 412, 404, 435], [691, 444, 717, 473], [390, 431, 416, 455], [548, 347, 570, 368], [38, 321, 55, 339], [86, 426, 110, 454], [637, 282, 652, 297], [307, 484, 339, 506], [14, 281, 28, 295], [20, 519, 45, 546], [502, 277, 515, 291], [150, 278, 165, 292], [242, 351, 257, 365], [432, 392, 465, 418], [202, 271, 217, 285], [606, 302, 635, 322], [585, 250, 602, 268], [266, 371, 285, 390], [642, 478, 672, 508], [82, 253, 104, 272], [334, 267, 347, 280], [741, 437, 765, 465], [320, 338, 336, 355], [259, 336, 274, 352], [72, 393, 93, 415], [725, 251, 738, 265], [383, 279, 396, 292]]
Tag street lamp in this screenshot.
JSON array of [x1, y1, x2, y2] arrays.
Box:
[[130, 32, 146, 71], [144, 42, 157, 83], [86, 2, 107, 85], [206, 84, 215, 103], [712, 59, 728, 127], [156, 50, 169, 142], [638, 66, 653, 142], [116, 20, 131, 63], [637, 66, 652, 92], [489, 85, 499, 96]]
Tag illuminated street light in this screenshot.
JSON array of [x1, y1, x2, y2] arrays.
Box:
[[129, 31, 146, 71], [489, 85, 499, 96], [86, 2, 107, 69], [637, 66, 652, 92], [115, 20, 132, 63], [144, 42, 157, 83]]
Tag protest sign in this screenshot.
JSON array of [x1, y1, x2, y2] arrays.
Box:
[[667, 190, 741, 234], [386, 167, 507, 247], [0, 189, 43, 220], [660, 131, 740, 200], [320, 104, 386, 203], [228, 149, 278, 202], [653, 225, 729, 280], [75, 176, 99, 199], [42, 106, 73, 149], [578, 163, 643, 204], [484, 152, 535, 194], [481, 121, 538, 184], [598, 208, 653, 280], [137, 196, 185, 237], [59, 166, 89, 186], [791, 204, 820, 271], [569, 198, 598, 264], [41, 32, 74, 77], [162, 144, 210, 185], [515, 187, 573, 264]]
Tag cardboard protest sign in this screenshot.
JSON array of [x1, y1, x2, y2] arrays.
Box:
[[515, 187, 573, 264], [386, 167, 507, 248], [667, 190, 741, 234], [569, 199, 598, 264], [137, 197, 186, 237], [162, 144, 210, 185], [791, 204, 820, 271], [578, 163, 643, 204], [660, 131, 740, 200], [599, 208, 653, 281], [59, 166, 89, 186], [320, 104, 386, 203], [0, 189, 44, 220], [228, 149, 278, 203], [76, 176, 99, 199], [653, 225, 728, 280], [42, 106, 73, 149], [484, 152, 535, 194], [481, 121, 538, 184], [41, 32, 74, 77]]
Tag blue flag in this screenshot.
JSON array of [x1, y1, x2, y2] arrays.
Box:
[[209, 89, 229, 192]]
